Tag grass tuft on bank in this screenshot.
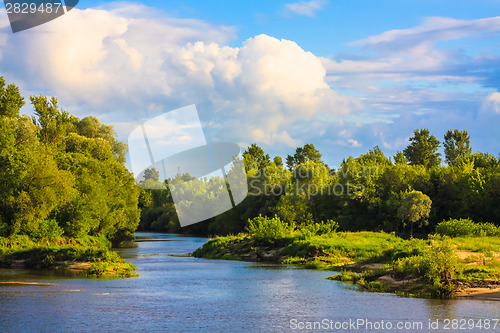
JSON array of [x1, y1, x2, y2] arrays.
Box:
[[0, 235, 137, 278]]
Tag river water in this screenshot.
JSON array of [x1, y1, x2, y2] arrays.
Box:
[[0, 233, 498, 332]]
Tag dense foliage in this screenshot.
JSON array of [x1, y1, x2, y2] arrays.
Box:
[[140, 127, 499, 237], [435, 218, 500, 237], [0, 78, 139, 245]]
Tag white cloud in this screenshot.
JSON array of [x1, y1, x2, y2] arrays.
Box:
[[285, 1, 327, 17], [347, 139, 361, 148], [0, 3, 356, 149], [481, 92, 500, 114]]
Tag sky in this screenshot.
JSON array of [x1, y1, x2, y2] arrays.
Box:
[[1, 0, 500, 168]]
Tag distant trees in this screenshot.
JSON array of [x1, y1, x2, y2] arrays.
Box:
[[140, 125, 500, 238], [403, 129, 441, 168]]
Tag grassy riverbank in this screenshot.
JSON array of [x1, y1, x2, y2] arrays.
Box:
[[0, 235, 137, 278], [193, 216, 500, 298]]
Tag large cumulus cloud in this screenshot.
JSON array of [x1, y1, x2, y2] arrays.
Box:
[[0, 4, 357, 148]]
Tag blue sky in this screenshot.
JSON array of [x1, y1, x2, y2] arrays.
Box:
[[1, 0, 500, 167]]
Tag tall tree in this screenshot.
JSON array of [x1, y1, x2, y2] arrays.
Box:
[[286, 143, 322, 169], [243, 143, 270, 171], [0, 77, 25, 118], [144, 168, 160, 182], [273, 156, 283, 169], [443, 129, 471, 165], [393, 151, 407, 165], [403, 129, 441, 168]]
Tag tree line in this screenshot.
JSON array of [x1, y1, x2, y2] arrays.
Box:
[[140, 125, 500, 238]]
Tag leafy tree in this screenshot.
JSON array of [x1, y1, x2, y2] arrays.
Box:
[[30, 95, 74, 147], [273, 156, 283, 169], [286, 143, 322, 169], [393, 151, 407, 165], [243, 143, 270, 171], [0, 77, 25, 117], [403, 129, 441, 168], [443, 129, 471, 165], [0, 83, 140, 242], [0, 115, 75, 235], [76, 116, 127, 164], [397, 190, 432, 237], [143, 168, 160, 182]]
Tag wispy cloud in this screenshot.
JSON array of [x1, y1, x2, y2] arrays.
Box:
[[285, 0, 327, 17], [322, 16, 500, 118]]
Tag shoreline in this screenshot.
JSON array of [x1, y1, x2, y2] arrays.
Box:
[[0, 236, 138, 278], [193, 233, 500, 300], [0, 256, 137, 278]]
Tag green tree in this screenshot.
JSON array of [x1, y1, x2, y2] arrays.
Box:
[[286, 143, 322, 169], [30, 95, 72, 146], [243, 143, 270, 171], [76, 116, 127, 164], [273, 156, 283, 169], [443, 129, 471, 165], [0, 77, 25, 118], [393, 151, 407, 165], [403, 129, 441, 168], [397, 190, 432, 237], [144, 168, 160, 182]]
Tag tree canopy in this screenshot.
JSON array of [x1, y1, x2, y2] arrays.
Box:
[[443, 129, 471, 165], [0, 77, 139, 243], [403, 128, 441, 168]]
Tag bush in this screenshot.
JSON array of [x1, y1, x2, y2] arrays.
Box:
[[392, 255, 426, 279], [29, 219, 64, 239], [299, 220, 339, 237], [421, 235, 461, 297], [245, 215, 295, 240], [435, 218, 500, 237]]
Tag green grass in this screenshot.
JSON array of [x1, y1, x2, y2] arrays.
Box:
[[0, 235, 137, 278], [452, 236, 500, 252]]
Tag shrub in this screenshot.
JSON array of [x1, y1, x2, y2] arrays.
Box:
[[29, 219, 64, 239], [422, 235, 461, 297], [392, 255, 426, 279], [435, 218, 500, 237], [245, 215, 295, 240], [299, 220, 339, 237]]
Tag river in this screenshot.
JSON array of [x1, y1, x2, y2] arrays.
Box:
[[0, 233, 498, 332]]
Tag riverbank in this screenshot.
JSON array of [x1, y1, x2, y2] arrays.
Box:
[[0, 235, 137, 278], [193, 231, 500, 299]]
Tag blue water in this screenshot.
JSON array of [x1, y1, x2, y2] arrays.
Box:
[[0, 233, 498, 332]]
